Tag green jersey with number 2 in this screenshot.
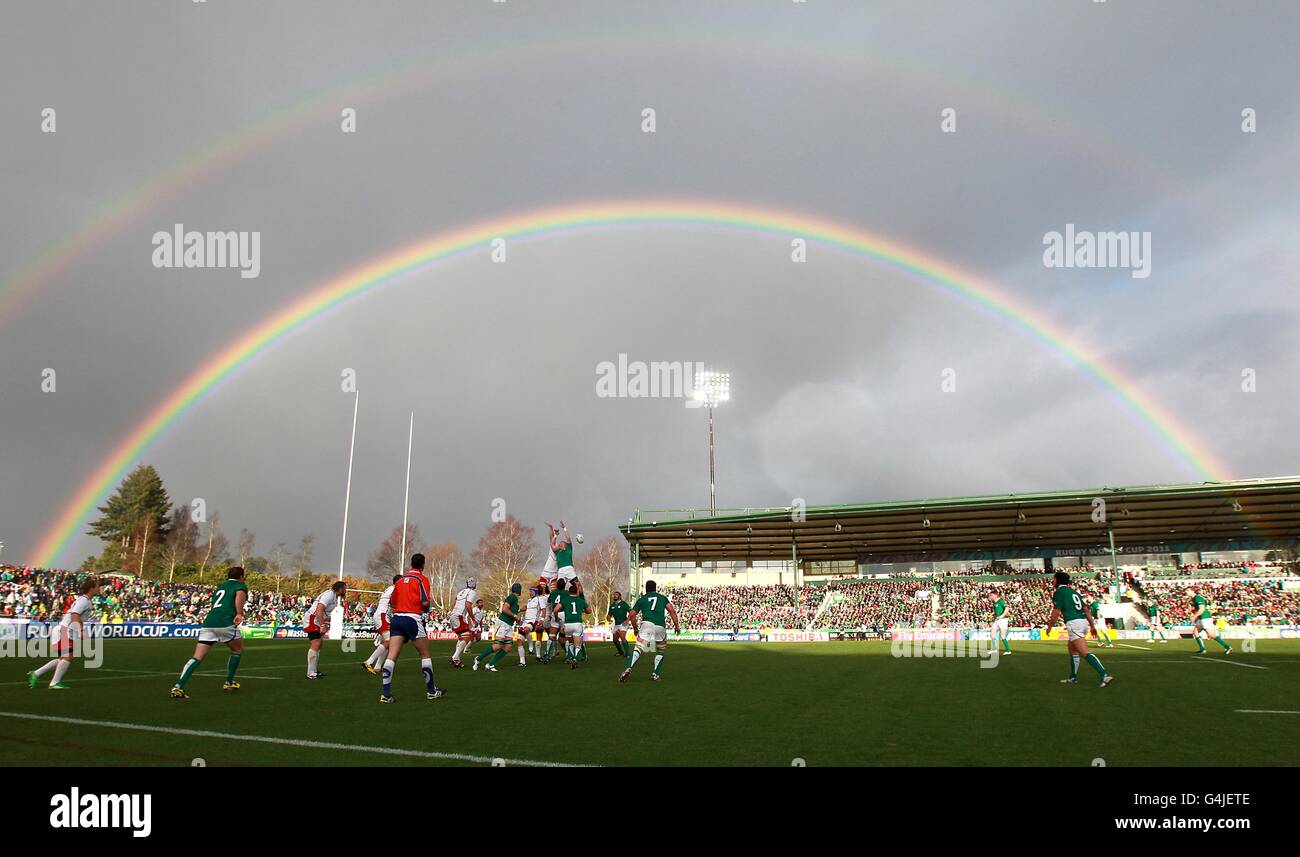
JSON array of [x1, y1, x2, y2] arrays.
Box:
[[204, 579, 247, 628]]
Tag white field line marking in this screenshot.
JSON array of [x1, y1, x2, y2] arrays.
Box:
[[98, 668, 282, 681], [1186, 658, 1268, 670], [1234, 709, 1300, 715], [0, 711, 592, 767], [1116, 644, 1152, 651]]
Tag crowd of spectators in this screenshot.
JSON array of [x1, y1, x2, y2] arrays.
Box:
[[0, 566, 372, 625], [5, 563, 1298, 631], [1142, 580, 1300, 625]]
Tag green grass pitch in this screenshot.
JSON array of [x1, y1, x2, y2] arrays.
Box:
[[1, 639, 1297, 766]]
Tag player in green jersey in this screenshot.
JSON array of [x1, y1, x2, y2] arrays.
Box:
[[1043, 571, 1112, 688], [991, 592, 1012, 654], [619, 580, 681, 683], [606, 592, 632, 657], [556, 580, 591, 669], [1145, 599, 1169, 643], [1088, 595, 1114, 648], [1187, 587, 1232, 655], [171, 567, 248, 699], [474, 583, 522, 672]]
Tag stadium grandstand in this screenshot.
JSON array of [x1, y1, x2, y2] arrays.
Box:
[[619, 476, 1300, 636]]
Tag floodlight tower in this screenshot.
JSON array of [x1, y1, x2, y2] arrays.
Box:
[[691, 370, 730, 515]]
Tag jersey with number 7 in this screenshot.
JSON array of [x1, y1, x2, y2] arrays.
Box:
[[633, 592, 670, 626]]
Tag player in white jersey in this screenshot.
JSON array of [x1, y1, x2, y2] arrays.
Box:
[[540, 534, 559, 586], [363, 574, 401, 675], [519, 585, 547, 663], [448, 577, 479, 668], [305, 581, 346, 679], [28, 578, 101, 690]]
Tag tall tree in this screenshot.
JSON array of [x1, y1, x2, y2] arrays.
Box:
[[367, 523, 422, 581], [293, 534, 315, 578], [159, 506, 199, 583], [237, 529, 256, 567], [424, 540, 466, 612], [86, 464, 171, 571], [469, 516, 537, 609], [574, 536, 628, 622], [196, 512, 228, 582]]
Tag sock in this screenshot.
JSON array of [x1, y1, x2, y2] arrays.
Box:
[[420, 658, 435, 692], [1085, 653, 1107, 676], [367, 645, 385, 667], [34, 659, 58, 677], [1001, 637, 1011, 653], [579, 644, 588, 661], [452, 640, 465, 661], [627, 650, 641, 670], [176, 657, 201, 688], [51, 660, 71, 686], [518, 646, 526, 664], [489, 649, 507, 666], [614, 640, 625, 656], [1216, 636, 1231, 652], [382, 659, 395, 696], [307, 649, 319, 676], [225, 654, 241, 683], [1195, 636, 1206, 653], [475, 647, 490, 663], [1069, 655, 1079, 679], [652, 653, 665, 675]]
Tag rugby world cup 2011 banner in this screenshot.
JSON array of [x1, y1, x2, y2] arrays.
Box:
[[0, 619, 206, 639]]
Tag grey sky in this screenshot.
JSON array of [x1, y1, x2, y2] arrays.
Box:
[[2, 1, 1297, 572]]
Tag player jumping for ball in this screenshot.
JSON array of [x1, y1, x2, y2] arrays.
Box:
[[619, 580, 681, 683], [1044, 571, 1113, 688], [379, 553, 446, 703], [171, 567, 248, 698]]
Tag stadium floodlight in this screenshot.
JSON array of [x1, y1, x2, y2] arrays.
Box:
[[691, 370, 730, 514]]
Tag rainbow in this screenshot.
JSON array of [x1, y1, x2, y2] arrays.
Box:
[[30, 199, 1231, 567]]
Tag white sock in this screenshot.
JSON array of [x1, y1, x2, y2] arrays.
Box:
[[518, 646, 526, 664], [629, 650, 642, 668], [453, 640, 465, 661], [307, 649, 319, 676], [51, 660, 71, 685], [653, 654, 664, 672], [34, 659, 58, 677], [367, 645, 385, 667]]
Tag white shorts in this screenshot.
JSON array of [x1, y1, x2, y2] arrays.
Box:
[[637, 622, 666, 644], [563, 622, 584, 640], [1199, 618, 1217, 632], [544, 553, 558, 574], [614, 622, 630, 634], [558, 566, 576, 581], [492, 619, 515, 642], [1065, 618, 1090, 641], [198, 625, 242, 644], [993, 618, 1009, 635]]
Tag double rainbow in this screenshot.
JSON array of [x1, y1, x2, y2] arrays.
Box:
[[31, 199, 1230, 567]]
